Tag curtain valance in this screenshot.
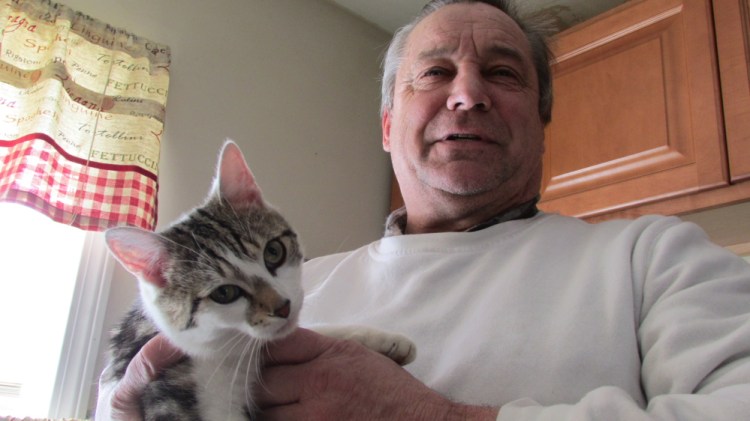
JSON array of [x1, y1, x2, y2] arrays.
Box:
[[0, 0, 170, 231]]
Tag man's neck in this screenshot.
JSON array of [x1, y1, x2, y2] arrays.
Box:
[[386, 197, 539, 236]]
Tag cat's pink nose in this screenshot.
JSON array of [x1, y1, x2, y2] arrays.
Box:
[[273, 299, 291, 319]]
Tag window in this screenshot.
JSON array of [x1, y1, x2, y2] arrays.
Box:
[[0, 1, 169, 416], [0, 202, 113, 418]]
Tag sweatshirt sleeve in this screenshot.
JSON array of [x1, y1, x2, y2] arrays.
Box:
[[94, 363, 118, 420], [497, 217, 750, 421]]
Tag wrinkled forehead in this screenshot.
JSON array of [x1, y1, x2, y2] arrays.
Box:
[[405, 3, 533, 66]]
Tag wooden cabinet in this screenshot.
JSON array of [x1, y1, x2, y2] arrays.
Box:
[[539, 0, 731, 218], [714, 0, 750, 183], [390, 0, 750, 219]]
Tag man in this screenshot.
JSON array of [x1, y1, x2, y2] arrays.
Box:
[[99, 1, 750, 419]]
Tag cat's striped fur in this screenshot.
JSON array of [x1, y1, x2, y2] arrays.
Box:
[[103, 141, 304, 420]]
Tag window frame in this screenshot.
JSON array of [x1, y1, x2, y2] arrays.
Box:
[[48, 231, 114, 418]]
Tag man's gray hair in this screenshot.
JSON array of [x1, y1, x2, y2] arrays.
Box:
[[380, 0, 554, 125]]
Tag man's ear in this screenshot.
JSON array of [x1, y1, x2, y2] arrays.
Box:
[[382, 109, 392, 152]]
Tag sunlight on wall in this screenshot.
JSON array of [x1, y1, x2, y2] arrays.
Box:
[[0, 203, 85, 418]]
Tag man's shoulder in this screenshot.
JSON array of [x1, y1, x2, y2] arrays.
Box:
[[533, 212, 694, 247], [539, 212, 681, 232]]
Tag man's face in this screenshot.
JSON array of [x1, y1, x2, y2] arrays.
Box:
[[383, 3, 545, 207]]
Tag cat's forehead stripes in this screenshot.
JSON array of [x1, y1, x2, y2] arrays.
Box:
[[221, 248, 270, 282], [166, 210, 265, 265], [192, 207, 262, 256], [195, 208, 253, 253]]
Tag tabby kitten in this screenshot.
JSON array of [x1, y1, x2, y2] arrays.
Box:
[[102, 141, 415, 420]]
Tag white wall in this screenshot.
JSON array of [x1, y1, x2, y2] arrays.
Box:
[[56, 0, 392, 416], [63, 0, 392, 256]]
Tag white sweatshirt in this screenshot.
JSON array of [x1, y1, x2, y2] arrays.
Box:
[[301, 212, 750, 420]]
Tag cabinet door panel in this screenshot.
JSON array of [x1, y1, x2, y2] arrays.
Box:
[[539, 0, 726, 218], [714, 0, 750, 182]]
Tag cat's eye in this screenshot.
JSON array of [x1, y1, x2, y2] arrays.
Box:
[[209, 285, 243, 304], [264, 239, 286, 273]]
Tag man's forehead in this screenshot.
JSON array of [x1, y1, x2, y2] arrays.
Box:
[[406, 3, 530, 60]]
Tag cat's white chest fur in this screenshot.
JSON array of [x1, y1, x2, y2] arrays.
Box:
[[192, 351, 258, 420]]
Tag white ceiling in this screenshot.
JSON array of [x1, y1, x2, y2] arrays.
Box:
[[327, 0, 627, 34]]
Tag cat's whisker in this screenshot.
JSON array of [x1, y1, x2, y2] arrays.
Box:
[[190, 232, 210, 256], [225, 200, 256, 247], [228, 336, 257, 418], [246, 337, 270, 414], [225, 200, 241, 223], [152, 231, 228, 275], [215, 331, 245, 355], [153, 231, 206, 258], [205, 332, 245, 387], [253, 340, 274, 396]]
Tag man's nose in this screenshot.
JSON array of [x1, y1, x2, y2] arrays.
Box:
[[446, 71, 491, 111]]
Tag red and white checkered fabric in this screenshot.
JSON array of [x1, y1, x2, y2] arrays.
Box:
[[0, 135, 158, 231]]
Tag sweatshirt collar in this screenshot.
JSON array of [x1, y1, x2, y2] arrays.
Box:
[[384, 196, 539, 237]]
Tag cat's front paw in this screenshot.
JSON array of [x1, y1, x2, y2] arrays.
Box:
[[314, 325, 417, 365], [371, 331, 416, 366]]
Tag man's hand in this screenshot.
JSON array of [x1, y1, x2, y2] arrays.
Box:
[[96, 334, 185, 421], [256, 328, 498, 420]]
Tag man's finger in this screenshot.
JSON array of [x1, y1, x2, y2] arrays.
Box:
[[263, 327, 332, 366], [111, 335, 185, 416], [137, 334, 185, 379], [259, 403, 306, 421], [258, 328, 346, 409], [255, 364, 305, 408]]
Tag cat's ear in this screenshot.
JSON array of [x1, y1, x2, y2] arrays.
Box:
[[105, 227, 169, 289], [213, 140, 264, 209]]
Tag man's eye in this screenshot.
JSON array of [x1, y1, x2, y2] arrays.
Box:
[[488, 67, 525, 85], [490, 67, 517, 78], [423, 67, 448, 77]]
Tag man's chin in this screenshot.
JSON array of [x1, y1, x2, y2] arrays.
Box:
[[421, 168, 506, 197]]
